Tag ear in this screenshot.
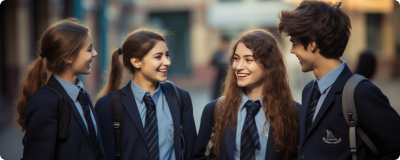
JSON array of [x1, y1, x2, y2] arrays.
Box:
[[64, 56, 73, 64], [130, 57, 141, 69], [309, 41, 317, 52]]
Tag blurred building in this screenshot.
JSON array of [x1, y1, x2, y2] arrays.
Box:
[[1, 0, 400, 103]]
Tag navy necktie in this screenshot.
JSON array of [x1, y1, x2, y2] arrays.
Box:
[[241, 100, 262, 160], [144, 92, 159, 160], [77, 90, 98, 157], [305, 81, 321, 133]]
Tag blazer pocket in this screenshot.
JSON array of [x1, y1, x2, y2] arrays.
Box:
[[319, 121, 347, 148]]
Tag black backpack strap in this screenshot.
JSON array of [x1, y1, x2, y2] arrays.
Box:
[[108, 89, 124, 160], [162, 80, 182, 114], [43, 85, 71, 141], [205, 96, 224, 156], [342, 74, 380, 160]]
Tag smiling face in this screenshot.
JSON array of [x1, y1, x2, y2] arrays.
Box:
[[71, 33, 97, 75], [290, 37, 317, 72], [232, 42, 265, 89], [133, 40, 171, 83]]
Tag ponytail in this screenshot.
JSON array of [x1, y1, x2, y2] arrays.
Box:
[[97, 49, 123, 99], [15, 56, 48, 131]]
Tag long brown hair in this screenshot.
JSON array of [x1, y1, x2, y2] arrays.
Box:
[[14, 18, 89, 131], [97, 29, 166, 98], [212, 29, 299, 159]]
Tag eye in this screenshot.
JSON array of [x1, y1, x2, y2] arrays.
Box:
[[246, 59, 253, 62], [233, 57, 239, 61], [155, 56, 162, 59]]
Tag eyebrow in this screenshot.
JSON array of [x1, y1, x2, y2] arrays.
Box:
[[234, 53, 253, 58], [153, 51, 170, 56]]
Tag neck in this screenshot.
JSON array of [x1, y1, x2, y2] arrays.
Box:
[[132, 73, 158, 93], [244, 85, 263, 100], [57, 70, 78, 84], [313, 57, 342, 80]]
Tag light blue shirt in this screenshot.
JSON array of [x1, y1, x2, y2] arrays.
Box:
[[312, 60, 346, 121], [130, 80, 175, 160], [53, 74, 97, 136], [234, 92, 270, 160]]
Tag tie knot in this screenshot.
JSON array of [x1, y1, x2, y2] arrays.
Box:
[[77, 90, 88, 105], [144, 92, 156, 110], [244, 100, 262, 116], [312, 81, 321, 98]]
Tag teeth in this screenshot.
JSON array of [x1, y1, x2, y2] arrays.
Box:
[[158, 69, 167, 72], [238, 74, 248, 77]]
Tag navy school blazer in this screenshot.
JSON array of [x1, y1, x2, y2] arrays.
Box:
[[23, 75, 107, 160], [95, 81, 197, 160], [192, 100, 301, 160], [298, 64, 400, 159]]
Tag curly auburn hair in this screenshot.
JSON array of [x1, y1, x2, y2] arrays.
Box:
[[212, 29, 299, 160]]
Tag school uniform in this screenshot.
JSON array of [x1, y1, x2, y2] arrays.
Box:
[[95, 80, 197, 160], [192, 92, 301, 160], [298, 61, 400, 159], [23, 74, 107, 160]]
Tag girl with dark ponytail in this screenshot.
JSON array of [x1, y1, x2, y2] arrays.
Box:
[[15, 18, 107, 160], [192, 29, 300, 160], [95, 29, 197, 160]]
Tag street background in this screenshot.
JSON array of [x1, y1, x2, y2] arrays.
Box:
[[1, 0, 400, 159]]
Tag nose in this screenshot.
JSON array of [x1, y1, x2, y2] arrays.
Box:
[[92, 49, 98, 57], [235, 59, 245, 71], [290, 45, 295, 54], [163, 56, 171, 67]]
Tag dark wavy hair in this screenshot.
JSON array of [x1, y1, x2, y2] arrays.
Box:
[[278, 0, 351, 58], [212, 29, 299, 160]]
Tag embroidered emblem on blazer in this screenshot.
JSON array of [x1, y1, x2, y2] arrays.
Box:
[[323, 130, 341, 144]]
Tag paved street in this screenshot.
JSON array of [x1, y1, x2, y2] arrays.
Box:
[[0, 80, 399, 160]]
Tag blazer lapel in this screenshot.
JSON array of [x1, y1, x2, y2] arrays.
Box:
[[304, 65, 353, 138], [47, 75, 90, 139], [299, 83, 313, 147], [225, 120, 237, 160], [120, 81, 148, 147], [265, 127, 275, 160], [161, 84, 182, 160]]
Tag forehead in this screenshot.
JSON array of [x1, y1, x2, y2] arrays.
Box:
[[149, 40, 168, 52], [84, 33, 92, 45], [234, 42, 253, 56]]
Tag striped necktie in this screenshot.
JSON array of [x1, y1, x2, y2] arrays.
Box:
[[240, 100, 262, 160], [77, 90, 98, 157], [305, 81, 321, 134], [144, 92, 159, 160]]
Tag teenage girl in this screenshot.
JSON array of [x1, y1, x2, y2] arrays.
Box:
[[192, 29, 301, 160], [15, 18, 107, 160], [95, 29, 197, 160]]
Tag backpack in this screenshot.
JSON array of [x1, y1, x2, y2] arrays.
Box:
[[342, 74, 380, 160], [22, 85, 71, 145], [204, 96, 224, 156], [108, 80, 185, 160]]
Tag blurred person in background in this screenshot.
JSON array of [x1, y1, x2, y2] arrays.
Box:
[[278, 1, 400, 159], [95, 29, 197, 160], [355, 51, 377, 79], [211, 36, 230, 100], [15, 18, 106, 160], [193, 29, 300, 160]]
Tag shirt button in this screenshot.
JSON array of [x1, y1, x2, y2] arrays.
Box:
[[302, 153, 306, 158]]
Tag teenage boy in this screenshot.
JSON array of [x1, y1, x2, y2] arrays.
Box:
[[278, 1, 400, 159]]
